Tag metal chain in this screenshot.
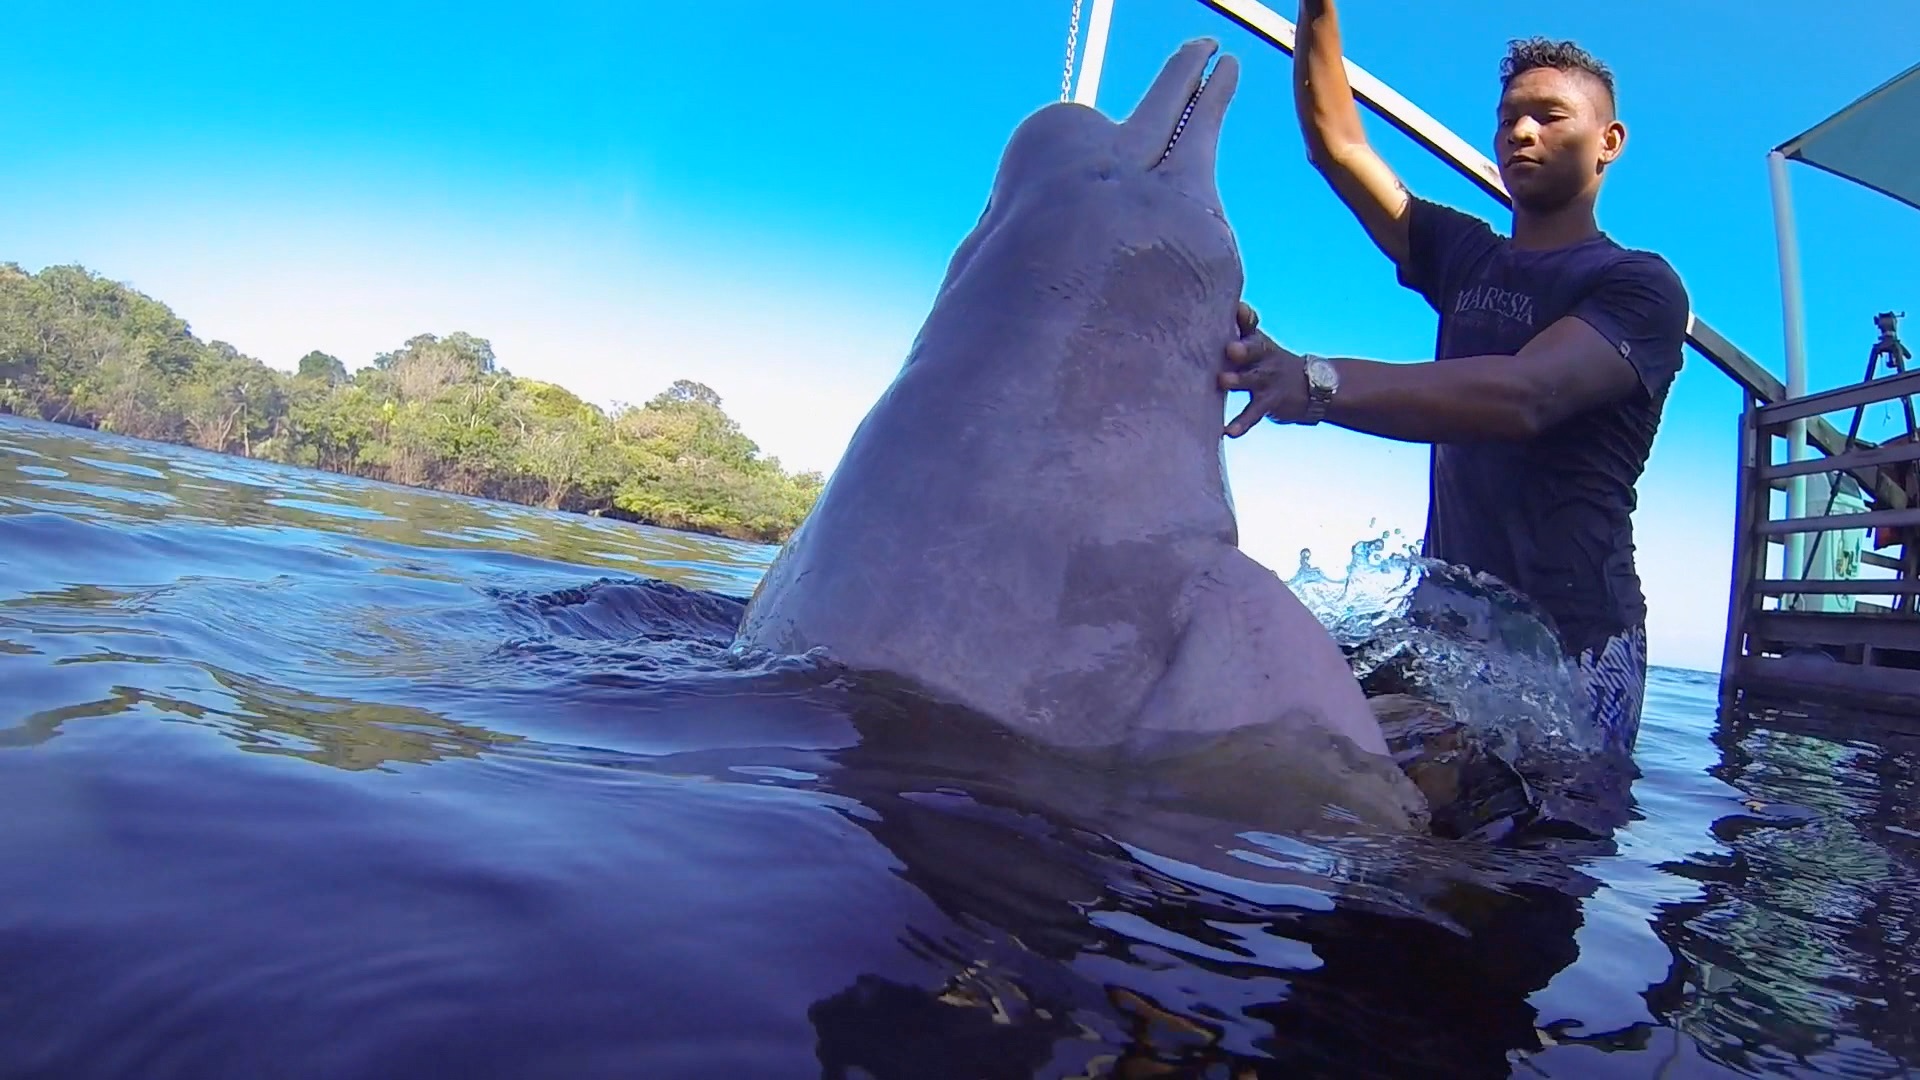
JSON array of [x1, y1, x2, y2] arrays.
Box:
[[1060, 0, 1084, 101]]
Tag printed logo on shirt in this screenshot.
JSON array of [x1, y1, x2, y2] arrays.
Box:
[[1452, 284, 1536, 328], [1618, 340, 1632, 359]]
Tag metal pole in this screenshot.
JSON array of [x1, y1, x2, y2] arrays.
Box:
[[1071, 0, 1116, 107], [1768, 150, 1810, 599], [1198, 0, 1506, 198]]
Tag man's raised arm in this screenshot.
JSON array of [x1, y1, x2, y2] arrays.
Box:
[[1294, 0, 1411, 267]]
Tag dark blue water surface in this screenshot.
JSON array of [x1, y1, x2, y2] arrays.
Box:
[[2, 414, 1916, 1079]]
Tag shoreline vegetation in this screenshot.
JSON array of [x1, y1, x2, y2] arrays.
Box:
[[0, 262, 825, 543]]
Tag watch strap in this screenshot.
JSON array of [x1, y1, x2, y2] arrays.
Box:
[[1300, 354, 1334, 425]]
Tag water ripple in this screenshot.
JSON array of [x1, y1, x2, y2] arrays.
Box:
[[0, 413, 1913, 1078]]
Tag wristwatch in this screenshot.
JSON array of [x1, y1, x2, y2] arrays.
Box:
[[1300, 354, 1338, 425]]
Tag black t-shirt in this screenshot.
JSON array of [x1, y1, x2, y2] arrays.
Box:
[[1395, 197, 1689, 658]]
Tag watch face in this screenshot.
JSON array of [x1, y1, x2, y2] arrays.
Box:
[[1306, 359, 1337, 393]]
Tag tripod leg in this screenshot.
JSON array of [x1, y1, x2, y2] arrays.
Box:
[[1799, 348, 1882, 597]]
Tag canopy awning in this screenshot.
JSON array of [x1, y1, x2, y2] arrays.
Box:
[[1776, 60, 1920, 213]]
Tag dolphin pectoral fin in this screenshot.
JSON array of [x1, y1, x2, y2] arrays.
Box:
[[1128, 547, 1428, 831], [1134, 547, 1381, 751]]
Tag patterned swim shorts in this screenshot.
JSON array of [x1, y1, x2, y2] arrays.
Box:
[[1575, 623, 1649, 755]]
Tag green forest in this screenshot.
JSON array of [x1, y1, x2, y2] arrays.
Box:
[[0, 262, 825, 543]]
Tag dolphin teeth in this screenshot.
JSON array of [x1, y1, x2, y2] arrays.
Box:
[[1160, 64, 1212, 162]]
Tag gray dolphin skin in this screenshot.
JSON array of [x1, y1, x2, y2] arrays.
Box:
[[734, 39, 1423, 829]]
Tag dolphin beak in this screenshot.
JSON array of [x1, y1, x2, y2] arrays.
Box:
[[1120, 38, 1227, 167], [1161, 50, 1237, 174]]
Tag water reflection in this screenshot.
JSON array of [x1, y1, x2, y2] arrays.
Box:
[[1, 416, 771, 597], [2, 664, 519, 769], [1634, 690, 1920, 1077], [790, 684, 1609, 1078]]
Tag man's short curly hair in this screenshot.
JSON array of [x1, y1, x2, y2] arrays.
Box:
[[1500, 36, 1616, 111]]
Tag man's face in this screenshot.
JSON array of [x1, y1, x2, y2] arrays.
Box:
[[1494, 66, 1623, 214]]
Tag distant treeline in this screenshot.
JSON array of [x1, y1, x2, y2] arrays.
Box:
[[0, 262, 824, 542]]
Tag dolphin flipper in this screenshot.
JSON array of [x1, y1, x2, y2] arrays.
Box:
[[1135, 547, 1382, 751], [1129, 547, 1426, 828]]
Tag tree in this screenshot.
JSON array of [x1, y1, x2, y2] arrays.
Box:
[[660, 379, 722, 408], [297, 350, 348, 385], [0, 263, 824, 543]]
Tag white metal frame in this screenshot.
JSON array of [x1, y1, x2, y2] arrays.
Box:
[[1063, 0, 1505, 194], [1070, 0, 1116, 106], [1197, 0, 1509, 197], [1767, 150, 1811, 588]]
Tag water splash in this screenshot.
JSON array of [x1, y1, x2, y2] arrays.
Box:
[[1283, 530, 1596, 764], [1283, 526, 1427, 651]]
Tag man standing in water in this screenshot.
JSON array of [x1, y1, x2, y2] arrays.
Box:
[[1219, 0, 1689, 754]]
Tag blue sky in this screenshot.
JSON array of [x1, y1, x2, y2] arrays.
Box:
[[5, 0, 1918, 672]]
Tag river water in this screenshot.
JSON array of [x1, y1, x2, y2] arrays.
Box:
[[1, 413, 1914, 1079]]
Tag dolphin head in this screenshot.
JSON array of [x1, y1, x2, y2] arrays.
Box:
[[999, 38, 1239, 213], [940, 38, 1243, 294], [1108, 36, 1241, 206]]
